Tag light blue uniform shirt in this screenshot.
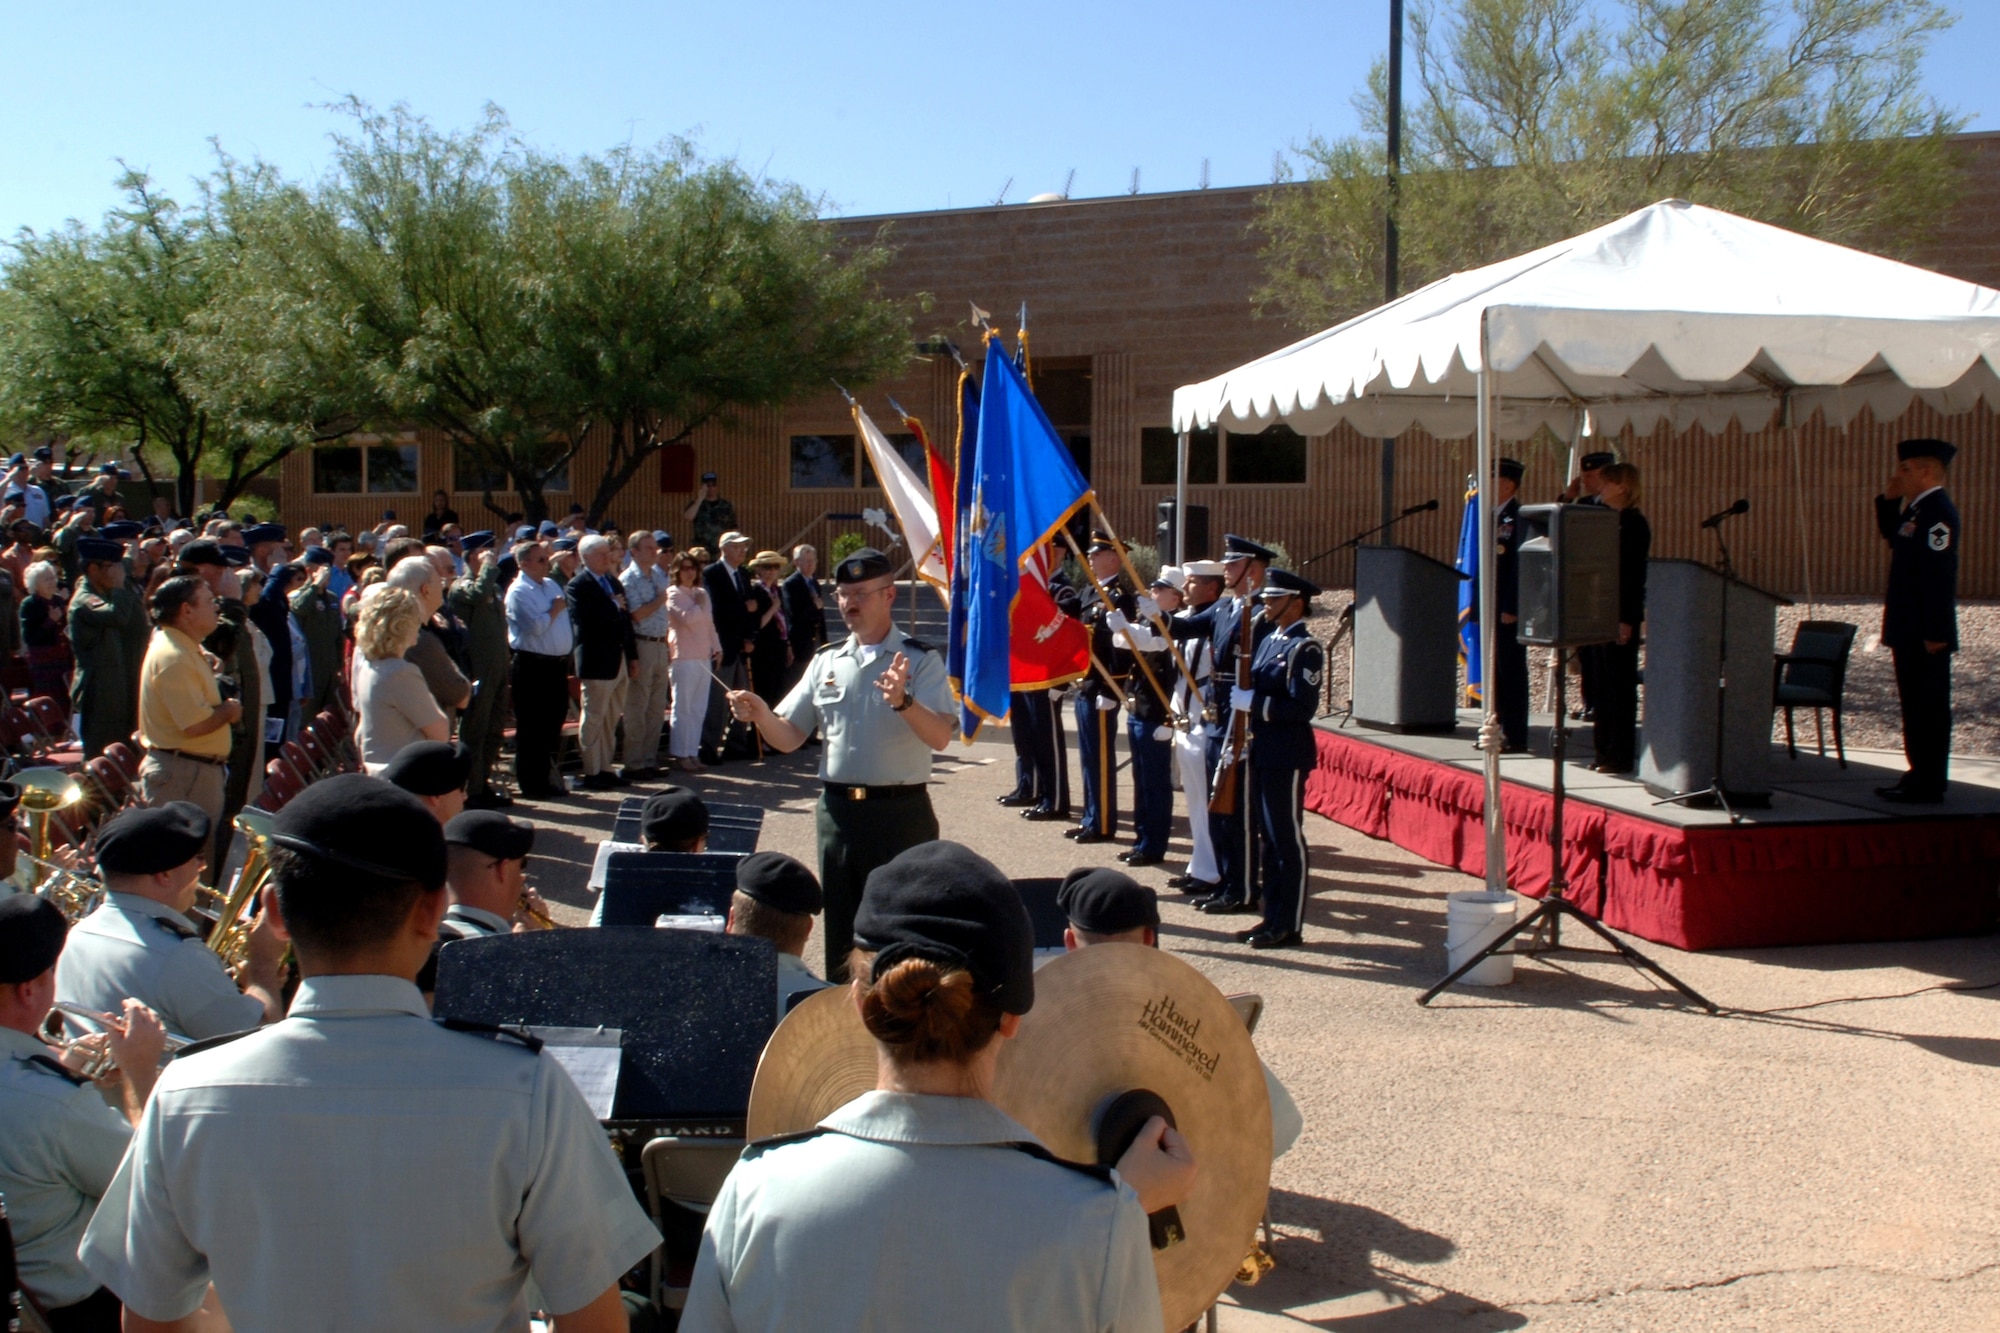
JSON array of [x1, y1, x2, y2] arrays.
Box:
[[0, 1026, 132, 1309], [55, 893, 263, 1040], [681, 1090, 1162, 1332], [79, 973, 661, 1330], [776, 634, 954, 787], [504, 571, 574, 656]]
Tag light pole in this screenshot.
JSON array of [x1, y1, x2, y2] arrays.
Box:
[[1380, 0, 1404, 533]]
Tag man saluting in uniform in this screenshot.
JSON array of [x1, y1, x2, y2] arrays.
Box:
[[726, 547, 954, 983], [1875, 437, 1961, 803], [1231, 569, 1325, 951]]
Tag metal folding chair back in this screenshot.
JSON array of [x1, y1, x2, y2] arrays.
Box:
[[641, 1136, 745, 1310]]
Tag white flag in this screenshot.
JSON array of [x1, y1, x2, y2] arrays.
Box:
[[853, 402, 948, 601]]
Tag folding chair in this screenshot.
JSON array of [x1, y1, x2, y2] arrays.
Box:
[[101, 741, 143, 784], [641, 1137, 744, 1311], [81, 755, 132, 815], [257, 760, 305, 811], [23, 696, 70, 751], [295, 726, 339, 778], [0, 705, 45, 759], [278, 740, 317, 790]]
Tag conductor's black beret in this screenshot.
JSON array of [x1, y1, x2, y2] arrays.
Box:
[[444, 810, 535, 861], [271, 774, 448, 889], [1222, 534, 1277, 563], [75, 538, 125, 564], [1897, 437, 1957, 466], [735, 851, 823, 917], [96, 802, 211, 875], [1497, 457, 1525, 482], [641, 789, 709, 848], [835, 546, 892, 584], [380, 741, 474, 799], [855, 840, 1035, 1015], [1057, 867, 1159, 936], [0, 893, 66, 983]]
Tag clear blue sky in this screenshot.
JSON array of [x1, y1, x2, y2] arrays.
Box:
[[1, 0, 1993, 237]]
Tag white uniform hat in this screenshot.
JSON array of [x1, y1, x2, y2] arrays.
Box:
[[1182, 559, 1227, 578]]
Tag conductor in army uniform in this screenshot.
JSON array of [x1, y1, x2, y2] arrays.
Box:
[[1875, 437, 1961, 803], [726, 547, 955, 984]]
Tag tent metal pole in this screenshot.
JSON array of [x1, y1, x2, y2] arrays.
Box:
[[1477, 315, 1506, 894], [1175, 431, 1189, 563]]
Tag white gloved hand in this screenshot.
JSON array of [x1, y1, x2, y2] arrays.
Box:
[[1231, 685, 1255, 713], [1152, 724, 1175, 743], [1135, 595, 1161, 622], [1095, 694, 1119, 712], [1105, 610, 1131, 633]]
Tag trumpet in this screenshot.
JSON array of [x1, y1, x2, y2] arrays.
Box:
[[517, 890, 558, 930], [38, 1002, 191, 1080]]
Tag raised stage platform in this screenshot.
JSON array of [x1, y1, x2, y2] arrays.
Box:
[[1307, 713, 2000, 951]]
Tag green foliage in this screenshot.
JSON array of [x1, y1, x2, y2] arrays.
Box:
[[1124, 541, 1162, 587], [1257, 0, 1965, 329], [830, 530, 868, 564], [1254, 539, 1295, 572]]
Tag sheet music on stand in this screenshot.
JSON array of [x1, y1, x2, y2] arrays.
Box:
[[523, 1025, 623, 1120]]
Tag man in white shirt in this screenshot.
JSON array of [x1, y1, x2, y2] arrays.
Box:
[[502, 541, 573, 801]]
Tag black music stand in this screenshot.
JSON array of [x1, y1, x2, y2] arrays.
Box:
[[433, 929, 777, 1127], [1010, 877, 1077, 951], [598, 852, 744, 926]]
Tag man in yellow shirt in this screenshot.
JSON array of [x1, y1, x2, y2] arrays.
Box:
[[136, 575, 241, 825]]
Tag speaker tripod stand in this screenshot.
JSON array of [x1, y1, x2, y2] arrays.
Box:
[[1417, 647, 1718, 1011]]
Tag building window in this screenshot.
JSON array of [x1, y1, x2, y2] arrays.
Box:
[[1140, 427, 1219, 486], [791, 434, 858, 489], [451, 447, 569, 493], [312, 441, 419, 494], [1225, 424, 1308, 485], [860, 432, 929, 487]]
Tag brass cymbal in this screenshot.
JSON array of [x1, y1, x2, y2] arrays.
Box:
[[993, 944, 1272, 1332], [744, 983, 875, 1142]]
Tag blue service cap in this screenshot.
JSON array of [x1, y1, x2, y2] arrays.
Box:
[[53, 495, 74, 511], [221, 545, 253, 567], [5, 454, 22, 468], [1897, 437, 1957, 466], [32, 446, 51, 462], [552, 536, 579, 553], [1257, 568, 1321, 600], [1222, 534, 1277, 563], [655, 530, 674, 547], [514, 525, 536, 542], [302, 545, 334, 567], [101, 521, 143, 539], [75, 537, 125, 564], [3, 489, 23, 503], [242, 523, 286, 544], [462, 530, 495, 553], [537, 521, 558, 536]]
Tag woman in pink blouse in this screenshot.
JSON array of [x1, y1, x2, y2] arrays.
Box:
[[666, 552, 722, 772]]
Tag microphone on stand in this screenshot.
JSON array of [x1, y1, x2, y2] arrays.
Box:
[[1700, 498, 1750, 529], [1401, 499, 1440, 516]]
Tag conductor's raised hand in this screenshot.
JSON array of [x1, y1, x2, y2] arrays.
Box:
[[727, 688, 771, 725], [1114, 1114, 1197, 1215], [875, 652, 913, 708]]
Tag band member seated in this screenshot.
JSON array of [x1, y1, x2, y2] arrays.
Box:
[[641, 788, 709, 853], [0, 895, 169, 1332], [79, 774, 662, 1332], [418, 810, 553, 1001], [56, 804, 285, 1040], [379, 739, 474, 824], [1055, 868, 1304, 1160], [681, 840, 1196, 1332], [725, 851, 827, 1013]]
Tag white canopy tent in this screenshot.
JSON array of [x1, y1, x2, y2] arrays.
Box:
[[1171, 198, 2000, 896]]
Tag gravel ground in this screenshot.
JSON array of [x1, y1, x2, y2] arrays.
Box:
[[514, 745, 2000, 1333], [1306, 594, 2000, 757]]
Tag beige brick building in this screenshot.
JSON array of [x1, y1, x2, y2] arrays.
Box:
[[278, 132, 2000, 597]]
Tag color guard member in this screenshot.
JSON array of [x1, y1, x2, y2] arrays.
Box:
[[1069, 534, 1133, 845], [1165, 560, 1226, 894], [1875, 437, 1961, 803], [680, 840, 1194, 1333], [1104, 567, 1182, 867], [56, 804, 284, 1041], [79, 774, 661, 1332], [1233, 569, 1325, 950], [726, 547, 954, 983], [1472, 458, 1528, 753]]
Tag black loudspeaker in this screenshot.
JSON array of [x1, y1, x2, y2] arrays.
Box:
[[1155, 500, 1210, 564], [1516, 504, 1620, 647]]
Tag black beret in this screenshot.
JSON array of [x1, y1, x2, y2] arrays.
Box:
[[855, 841, 1034, 1015], [1579, 451, 1617, 471], [0, 893, 66, 983], [100, 521, 143, 539], [0, 782, 20, 818], [835, 546, 892, 584], [1497, 457, 1525, 482], [380, 741, 473, 798], [1222, 533, 1277, 562], [1057, 867, 1159, 935], [461, 530, 495, 553], [76, 538, 125, 564], [178, 539, 227, 568], [272, 773, 448, 889], [1898, 437, 1957, 465], [444, 809, 535, 861], [641, 789, 709, 847], [96, 801, 212, 875], [96, 461, 120, 475], [735, 851, 823, 916], [1258, 567, 1322, 599], [33, 446, 51, 461]]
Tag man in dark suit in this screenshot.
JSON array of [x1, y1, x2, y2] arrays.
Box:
[[702, 531, 759, 762], [567, 533, 638, 790], [781, 544, 828, 698], [1875, 437, 1961, 803]]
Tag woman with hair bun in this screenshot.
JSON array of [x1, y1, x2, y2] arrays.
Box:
[[682, 840, 1195, 1332]]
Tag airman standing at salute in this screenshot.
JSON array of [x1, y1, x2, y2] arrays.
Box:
[[1875, 437, 1962, 803]]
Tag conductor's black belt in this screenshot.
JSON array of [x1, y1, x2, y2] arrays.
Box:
[[824, 782, 927, 802]]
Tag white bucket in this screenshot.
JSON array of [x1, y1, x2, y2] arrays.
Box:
[[1445, 891, 1519, 986]]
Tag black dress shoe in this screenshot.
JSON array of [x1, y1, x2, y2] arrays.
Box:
[[997, 792, 1036, 807], [1062, 826, 1086, 840], [1248, 930, 1304, 950], [1198, 898, 1255, 915], [1177, 879, 1221, 897], [1115, 849, 1141, 863], [1073, 830, 1112, 845], [1124, 852, 1166, 868], [1232, 926, 1261, 943], [1021, 807, 1066, 821]]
